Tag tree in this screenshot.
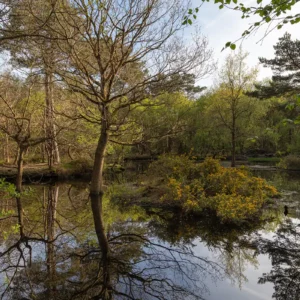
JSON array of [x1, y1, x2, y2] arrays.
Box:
[[128, 92, 195, 155], [250, 33, 300, 98], [208, 49, 259, 166], [41, 0, 214, 246], [0, 73, 58, 194], [256, 218, 300, 300], [0, 0, 62, 168]]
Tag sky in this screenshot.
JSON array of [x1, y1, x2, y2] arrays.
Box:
[[188, 0, 300, 88], [1, 0, 300, 88]]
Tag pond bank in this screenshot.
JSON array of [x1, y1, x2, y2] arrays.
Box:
[[0, 156, 298, 182], [0, 163, 124, 182]]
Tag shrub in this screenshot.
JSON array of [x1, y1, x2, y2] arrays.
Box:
[[151, 156, 278, 224], [147, 154, 196, 182], [278, 155, 300, 170]]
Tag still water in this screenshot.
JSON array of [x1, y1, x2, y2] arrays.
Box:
[[0, 169, 299, 300]]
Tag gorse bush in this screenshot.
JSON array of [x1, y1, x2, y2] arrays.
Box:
[[149, 155, 278, 224]]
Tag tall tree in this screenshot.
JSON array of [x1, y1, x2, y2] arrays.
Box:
[[250, 33, 300, 99], [0, 73, 55, 194], [0, 0, 62, 168], [211, 49, 259, 167], [46, 0, 214, 245]]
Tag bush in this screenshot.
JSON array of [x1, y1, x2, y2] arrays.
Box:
[[278, 155, 300, 170], [60, 159, 93, 173], [150, 156, 278, 224]]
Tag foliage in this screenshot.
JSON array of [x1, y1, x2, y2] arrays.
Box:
[[185, 0, 300, 50], [278, 154, 300, 170], [0, 178, 18, 198], [250, 34, 300, 98], [150, 155, 278, 224]]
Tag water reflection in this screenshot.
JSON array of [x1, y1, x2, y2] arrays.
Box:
[[0, 183, 224, 300], [0, 176, 299, 300], [255, 217, 300, 300]]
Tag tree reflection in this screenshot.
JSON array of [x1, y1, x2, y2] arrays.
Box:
[[146, 210, 263, 289], [0, 184, 224, 300], [256, 217, 300, 300]]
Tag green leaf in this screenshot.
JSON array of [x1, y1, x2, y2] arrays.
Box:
[[257, 0, 262, 3], [286, 103, 295, 110], [230, 43, 236, 50], [188, 19, 192, 25], [219, 4, 224, 9], [277, 24, 283, 29]]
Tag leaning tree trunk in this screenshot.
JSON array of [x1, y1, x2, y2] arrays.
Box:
[[90, 109, 110, 252], [89, 108, 112, 298]]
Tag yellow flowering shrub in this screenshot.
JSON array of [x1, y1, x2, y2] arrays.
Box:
[[152, 156, 279, 224]]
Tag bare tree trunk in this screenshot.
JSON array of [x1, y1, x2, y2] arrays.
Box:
[[5, 133, 10, 164], [45, 70, 54, 169], [231, 132, 236, 167], [16, 147, 25, 237], [90, 110, 109, 250], [90, 110, 109, 196], [16, 148, 24, 193], [90, 112, 112, 297], [45, 66, 60, 169], [231, 118, 236, 168], [41, 143, 46, 163], [14, 148, 19, 165]]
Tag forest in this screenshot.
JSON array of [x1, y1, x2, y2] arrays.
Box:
[[0, 1, 300, 300]]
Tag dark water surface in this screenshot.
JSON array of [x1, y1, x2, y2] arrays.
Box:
[[0, 168, 299, 300]]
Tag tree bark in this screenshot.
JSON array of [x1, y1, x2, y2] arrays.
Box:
[[44, 65, 60, 169], [5, 133, 10, 163], [90, 111, 109, 196], [90, 109, 109, 249], [16, 147, 25, 237], [231, 119, 236, 168], [90, 112, 112, 296]]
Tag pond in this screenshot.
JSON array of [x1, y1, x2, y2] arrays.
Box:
[[0, 167, 299, 300]]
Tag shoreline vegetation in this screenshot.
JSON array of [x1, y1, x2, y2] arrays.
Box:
[[1, 155, 300, 181], [0, 154, 294, 225], [111, 156, 280, 225]]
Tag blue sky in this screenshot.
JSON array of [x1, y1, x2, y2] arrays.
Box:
[[188, 0, 300, 87]]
